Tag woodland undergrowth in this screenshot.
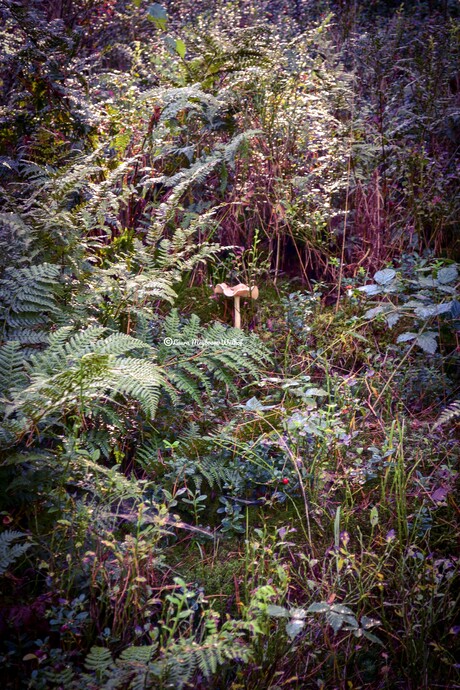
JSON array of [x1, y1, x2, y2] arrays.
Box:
[[0, 1, 459, 688]]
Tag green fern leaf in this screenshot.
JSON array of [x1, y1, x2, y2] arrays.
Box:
[[0, 530, 31, 576], [434, 399, 460, 429], [84, 646, 114, 673]]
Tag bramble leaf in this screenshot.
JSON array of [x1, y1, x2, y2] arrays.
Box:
[[374, 269, 396, 285], [147, 3, 168, 29]]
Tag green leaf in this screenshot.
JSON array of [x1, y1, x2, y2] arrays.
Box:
[[418, 276, 438, 288], [397, 332, 417, 344], [245, 396, 265, 411], [244, 396, 276, 412], [342, 614, 359, 629], [362, 629, 384, 645], [164, 35, 177, 53], [364, 305, 387, 319], [147, 3, 167, 29], [290, 608, 307, 620], [386, 312, 401, 328], [361, 615, 381, 629], [373, 268, 396, 285], [266, 605, 288, 618], [327, 611, 344, 633], [334, 505, 341, 549], [416, 332, 438, 354], [330, 604, 354, 616], [175, 39, 186, 58], [370, 506, 379, 527], [414, 302, 452, 319], [307, 602, 330, 613], [437, 265, 458, 284], [450, 300, 460, 318], [303, 387, 328, 397], [285, 619, 305, 639], [358, 284, 381, 296]]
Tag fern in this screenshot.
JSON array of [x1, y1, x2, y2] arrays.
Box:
[[4, 310, 268, 445], [0, 341, 27, 400], [0, 263, 61, 349], [86, 257, 179, 330], [29, 326, 105, 374], [195, 456, 234, 490], [43, 667, 74, 686], [0, 342, 29, 448], [0, 530, 31, 576], [110, 645, 158, 690], [146, 129, 261, 216], [135, 439, 161, 472], [147, 207, 222, 265], [161, 633, 251, 689], [182, 27, 270, 89], [158, 310, 270, 406], [85, 646, 114, 676], [0, 213, 36, 270], [81, 428, 113, 461], [143, 84, 224, 124], [434, 399, 460, 429], [118, 645, 157, 664], [17, 329, 167, 422], [81, 634, 251, 690], [108, 358, 165, 419]]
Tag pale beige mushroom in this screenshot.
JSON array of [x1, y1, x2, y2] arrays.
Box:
[[214, 283, 259, 329]]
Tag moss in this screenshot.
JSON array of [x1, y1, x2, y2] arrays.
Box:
[[174, 544, 244, 616]]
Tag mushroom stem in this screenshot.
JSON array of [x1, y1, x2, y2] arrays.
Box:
[[234, 295, 241, 329], [214, 282, 258, 330]]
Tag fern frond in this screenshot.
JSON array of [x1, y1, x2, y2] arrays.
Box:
[[29, 327, 105, 375], [195, 457, 230, 490], [18, 329, 167, 421], [0, 342, 27, 400], [0, 263, 61, 348], [0, 213, 35, 269], [82, 429, 113, 460], [95, 333, 152, 357], [43, 667, 74, 686], [118, 645, 157, 664], [158, 311, 270, 405], [0, 530, 31, 576], [221, 129, 262, 168], [147, 129, 260, 216], [108, 358, 165, 419], [434, 399, 460, 429], [162, 634, 251, 689], [84, 646, 114, 673], [163, 87, 222, 123], [135, 439, 160, 471], [166, 368, 205, 406]]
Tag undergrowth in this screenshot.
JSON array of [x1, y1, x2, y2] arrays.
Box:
[[0, 1, 459, 689]]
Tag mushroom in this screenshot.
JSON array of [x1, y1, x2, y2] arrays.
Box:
[[214, 283, 259, 329]]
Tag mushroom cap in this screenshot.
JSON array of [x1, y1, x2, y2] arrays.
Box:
[[214, 283, 259, 300]]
